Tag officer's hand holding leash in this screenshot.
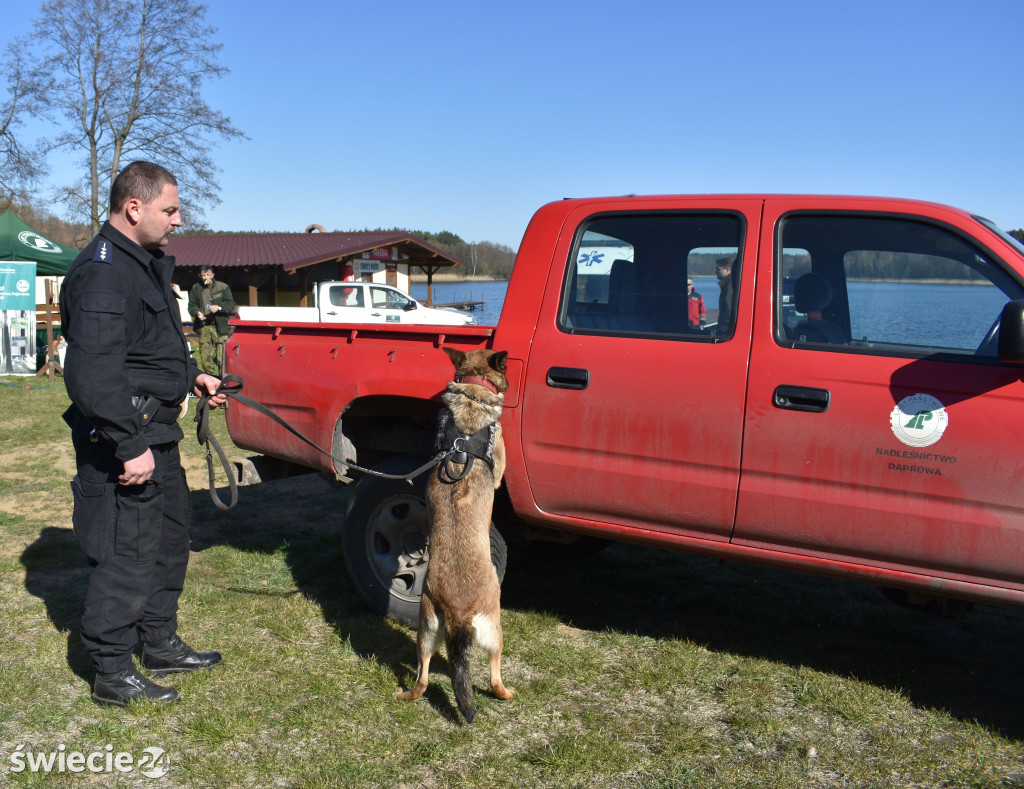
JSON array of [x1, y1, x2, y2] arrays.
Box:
[[195, 373, 227, 408]]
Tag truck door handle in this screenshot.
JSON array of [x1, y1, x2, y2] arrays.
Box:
[[547, 367, 589, 390], [773, 385, 830, 412]]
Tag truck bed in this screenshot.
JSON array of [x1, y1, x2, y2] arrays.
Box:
[[224, 319, 495, 475]]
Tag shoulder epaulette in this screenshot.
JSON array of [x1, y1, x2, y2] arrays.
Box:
[[93, 241, 113, 263]]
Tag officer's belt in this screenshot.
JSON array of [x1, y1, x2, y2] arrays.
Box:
[[132, 395, 182, 424]]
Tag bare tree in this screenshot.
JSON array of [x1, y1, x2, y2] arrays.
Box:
[[26, 0, 245, 233], [0, 44, 47, 212]]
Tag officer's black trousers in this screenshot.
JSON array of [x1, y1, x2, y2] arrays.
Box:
[[70, 433, 191, 675]]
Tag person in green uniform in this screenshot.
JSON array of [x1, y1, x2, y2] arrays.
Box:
[[187, 266, 235, 376]]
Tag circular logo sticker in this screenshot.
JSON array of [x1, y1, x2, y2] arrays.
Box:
[[890, 393, 948, 447], [16, 279, 30, 293], [17, 230, 63, 255]]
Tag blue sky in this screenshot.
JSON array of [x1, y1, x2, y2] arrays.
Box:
[[7, 0, 1024, 248]]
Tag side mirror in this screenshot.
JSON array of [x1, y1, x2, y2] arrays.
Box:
[[404, 301, 418, 311], [998, 299, 1024, 363]]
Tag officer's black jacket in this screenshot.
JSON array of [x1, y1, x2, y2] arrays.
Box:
[[60, 222, 200, 463]]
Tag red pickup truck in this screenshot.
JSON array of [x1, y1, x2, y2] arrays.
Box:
[[224, 194, 1024, 624]]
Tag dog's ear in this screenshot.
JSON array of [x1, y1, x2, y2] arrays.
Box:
[[442, 347, 465, 369], [490, 350, 508, 372]]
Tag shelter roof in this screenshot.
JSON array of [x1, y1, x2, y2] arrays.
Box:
[[163, 231, 462, 272], [0, 212, 76, 275]]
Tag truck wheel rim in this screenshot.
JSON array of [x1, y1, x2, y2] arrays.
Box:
[[365, 493, 429, 603]]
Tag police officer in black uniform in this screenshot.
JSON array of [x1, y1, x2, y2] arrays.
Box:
[[60, 161, 228, 706]]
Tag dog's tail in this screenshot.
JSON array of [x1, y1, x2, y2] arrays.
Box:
[[447, 624, 476, 723]]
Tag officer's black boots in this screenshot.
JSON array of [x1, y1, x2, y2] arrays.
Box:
[[90, 635, 221, 705], [140, 634, 223, 676], [92, 667, 180, 707]]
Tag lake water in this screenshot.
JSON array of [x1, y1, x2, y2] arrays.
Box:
[[411, 280, 510, 327], [847, 280, 1005, 349], [415, 277, 1008, 350]]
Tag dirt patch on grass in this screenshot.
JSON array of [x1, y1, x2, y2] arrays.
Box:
[[0, 442, 76, 527], [0, 442, 76, 480]]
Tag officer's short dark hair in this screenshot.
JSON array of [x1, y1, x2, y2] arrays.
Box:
[[110, 161, 178, 212]]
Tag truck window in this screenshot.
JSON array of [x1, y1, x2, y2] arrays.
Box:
[[560, 213, 743, 339], [328, 285, 363, 308], [776, 214, 1024, 356], [370, 287, 411, 310]]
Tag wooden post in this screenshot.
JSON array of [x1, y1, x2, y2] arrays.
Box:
[[35, 279, 62, 380]]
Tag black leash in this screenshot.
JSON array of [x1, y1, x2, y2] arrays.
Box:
[[193, 374, 443, 510]]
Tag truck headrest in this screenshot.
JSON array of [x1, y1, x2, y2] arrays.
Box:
[[794, 273, 834, 313]]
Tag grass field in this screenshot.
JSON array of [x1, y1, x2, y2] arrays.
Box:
[[1, 374, 1024, 788]]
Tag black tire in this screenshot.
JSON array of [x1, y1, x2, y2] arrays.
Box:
[[342, 454, 507, 626]]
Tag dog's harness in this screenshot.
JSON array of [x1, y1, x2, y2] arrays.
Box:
[[434, 408, 497, 483]]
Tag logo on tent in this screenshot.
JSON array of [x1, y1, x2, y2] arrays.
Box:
[[17, 231, 63, 255]]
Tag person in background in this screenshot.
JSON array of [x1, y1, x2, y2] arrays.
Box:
[[187, 266, 235, 377], [60, 161, 227, 706], [687, 277, 706, 328], [715, 257, 735, 334]]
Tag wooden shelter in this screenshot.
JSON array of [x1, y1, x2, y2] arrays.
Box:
[[163, 229, 463, 308]]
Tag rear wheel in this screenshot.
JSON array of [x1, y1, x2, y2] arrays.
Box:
[[342, 454, 507, 626]]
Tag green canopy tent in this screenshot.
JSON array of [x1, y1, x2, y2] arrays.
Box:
[[0, 211, 76, 275], [0, 212, 76, 376]]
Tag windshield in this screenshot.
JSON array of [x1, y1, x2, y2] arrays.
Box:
[[974, 215, 1024, 256]]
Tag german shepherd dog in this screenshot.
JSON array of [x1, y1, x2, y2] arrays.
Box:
[[395, 347, 515, 722]]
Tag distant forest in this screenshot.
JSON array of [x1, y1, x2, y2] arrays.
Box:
[[5, 202, 1022, 284]]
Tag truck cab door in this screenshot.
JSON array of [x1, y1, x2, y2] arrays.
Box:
[[734, 201, 1024, 592], [321, 283, 367, 322], [519, 200, 762, 541], [367, 285, 408, 323]]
